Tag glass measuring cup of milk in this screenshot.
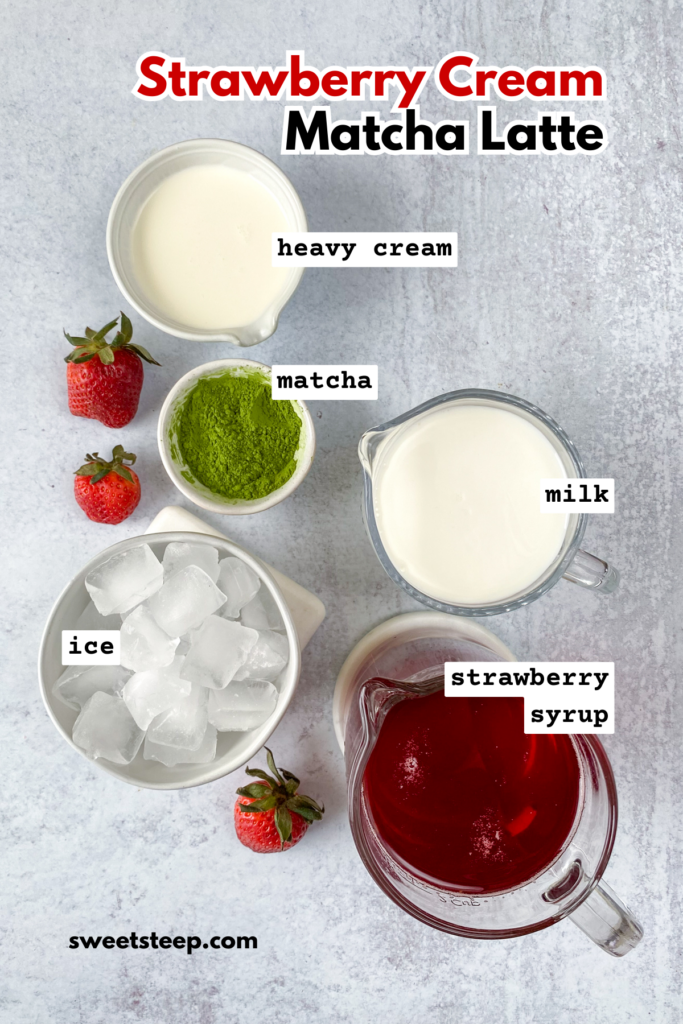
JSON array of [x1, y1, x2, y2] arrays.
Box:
[[338, 616, 642, 954], [359, 389, 618, 616]]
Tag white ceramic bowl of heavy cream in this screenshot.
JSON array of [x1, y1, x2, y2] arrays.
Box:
[[107, 139, 307, 346]]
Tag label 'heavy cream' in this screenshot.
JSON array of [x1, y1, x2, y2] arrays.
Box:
[[131, 164, 291, 330], [373, 403, 569, 605]]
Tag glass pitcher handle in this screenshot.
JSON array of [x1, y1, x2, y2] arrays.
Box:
[[569, 879, 643, 956], [563, 549, 620, 593]]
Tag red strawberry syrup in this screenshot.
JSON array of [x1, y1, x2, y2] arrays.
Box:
[[363, 693, 581, 893]]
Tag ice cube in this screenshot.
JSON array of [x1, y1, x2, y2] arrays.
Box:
[[122, 665, 191, 730], [216, 557, 261, 618], [162, 542, 220, 583], [237, 594, 268, 630], [147, 565, 226, 637], [252, 587, 285, 630], [208, 680, 278, 732], [239, 590, 285, 631], [76, 601, 121, 631], [143, 724, 217, 766], [85, 544, 164, 616], [181, 615, 258, 690], [233, 630, 289, 682], [53, 665, 129, 710], [261, 587, 285, 630], [120, 604, 179, 672], [146, 683, 208, 751], [72, 691, 144, 764]]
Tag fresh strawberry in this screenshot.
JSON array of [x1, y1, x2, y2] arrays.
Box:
[[65, 312, 160, 428], [234, 748, 324, 853], [74, 445, 141, 525]]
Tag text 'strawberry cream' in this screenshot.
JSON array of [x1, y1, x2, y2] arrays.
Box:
[[372, 402, 569, 606], [131, 165, 291, 330]]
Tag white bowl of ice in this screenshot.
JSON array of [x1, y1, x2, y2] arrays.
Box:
[[38, 533, 300, 789]]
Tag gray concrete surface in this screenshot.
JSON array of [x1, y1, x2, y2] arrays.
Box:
[[2, 1, 682, 1020]]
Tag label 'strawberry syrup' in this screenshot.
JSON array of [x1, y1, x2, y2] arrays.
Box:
[[363, 693, 581, 893]]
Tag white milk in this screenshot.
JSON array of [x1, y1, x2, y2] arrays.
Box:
[[373, 403, 569, 605], [131, 165, 291, 330]]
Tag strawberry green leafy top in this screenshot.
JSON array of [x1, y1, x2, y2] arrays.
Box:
[[75, 445, 137, 485], [237, 747, 324, 847], [64, 312, 160, 366]]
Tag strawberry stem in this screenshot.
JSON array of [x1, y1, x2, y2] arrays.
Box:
[[64, 313, 161, 366], [75, 445, 137, 485]]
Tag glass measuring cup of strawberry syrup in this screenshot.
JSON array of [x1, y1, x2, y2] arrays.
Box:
[[340, 614, 643, 955], [364, 693, 580, 895]]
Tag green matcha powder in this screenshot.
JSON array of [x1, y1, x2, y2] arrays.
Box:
[[176, 370, 302, 501]]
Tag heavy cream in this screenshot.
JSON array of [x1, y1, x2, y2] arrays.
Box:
[[373, 403, 569, 605], [131, 164, 291, 330]]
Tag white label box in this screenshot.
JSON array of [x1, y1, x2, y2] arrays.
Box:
[[272, 232, 457, 267], [540, 478, 614, 513], [445, 661, 615, 734], [271, 365, 378, 400], [61, 630, 121, 666]]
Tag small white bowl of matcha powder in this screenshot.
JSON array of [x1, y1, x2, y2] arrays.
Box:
[[158, 359, 316, 515]]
